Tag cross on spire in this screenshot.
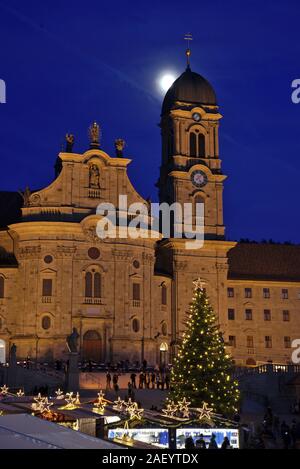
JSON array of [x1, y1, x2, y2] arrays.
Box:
[[184, 32, 193, 68]]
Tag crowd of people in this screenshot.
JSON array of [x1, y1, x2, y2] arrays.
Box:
[[259, 406, 300, 449], [185, 434, 231, 450], [105, 369, 171, 395]]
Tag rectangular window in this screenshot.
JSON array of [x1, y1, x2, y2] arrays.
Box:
[[284, 336, 291, 348], [228, 308, 235, 320], [247, 336, 254, 348], [245, 309, 253, 320], [161, 285, 167, 305], [227, 287, 234, 298], [282, 288, 288, 299], [42, 279, 52, 297], [264, 309, 271, 321], [263, 288, 270, 299], [283, 310, 290, 322], [228, 335, 236, 347], [133, 283, 141, 301], [265, 336, 272, 348], [245, 288, 252, 298]]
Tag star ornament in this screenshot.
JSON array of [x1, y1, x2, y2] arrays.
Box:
[[129, 406, 144, 421], [113, 397, 125, 412], [0, 385, 9, 395], [16, 389, 25, 397], [162, 401, 178, 417], [55, 388, 64, 400], [193, 278, 206, 291], [178, 397, 191, 418], [197, 402, 214, 421]]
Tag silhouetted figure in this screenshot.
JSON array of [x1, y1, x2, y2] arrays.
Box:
[[221, 436, 230, 449], [106, 372, 111, 389], [130, 372, 137, 388], [185, 436, 195, 449], [208, 434, 218, 449], [195, 434, 206, 449]]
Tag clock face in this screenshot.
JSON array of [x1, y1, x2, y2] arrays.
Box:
[[192, 112, 201, 122], [191, 170, 208, 188]]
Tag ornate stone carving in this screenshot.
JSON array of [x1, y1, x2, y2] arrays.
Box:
[[173, 260, 187, 271], [83, 226, 101, 244], [28, 193, 41, 206], [89, 122, 100, 147], [18, 246, 41, 259], [112, 249, 133, 260], [19, 186, 31, 207], [89, 164, 100, 189], [56, 245, 77, 258], [114, 138, 126, 157], [142, 252, 155, 265], [65, 133, 75, 152]]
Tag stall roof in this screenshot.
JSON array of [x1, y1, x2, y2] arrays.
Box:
[[0, 414, 123, 449]]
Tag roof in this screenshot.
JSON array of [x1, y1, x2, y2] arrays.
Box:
[[162, 66, 217, 115], [0, 413, 123, 449], [0, 191, 23, 228], [228, 243, 300, 282]]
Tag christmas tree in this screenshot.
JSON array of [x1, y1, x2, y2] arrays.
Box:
[[169, 278, 240, 415]]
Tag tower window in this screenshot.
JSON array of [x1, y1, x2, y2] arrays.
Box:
[[42, 316, 51, 330], [263, 288, 270, 299], [245, 309, 253, 320], [161, 284, 167, 305], [189, 131, 206, 158], [42, 279, 52, 297], [228, 308, 235, 320], [132, 318, 140, 333], [264, 309, 271, 321], [227, 287, 234, 298], [133, 283, 141, 301], [0, 276, 4, 298], [244, 288, 252, 298]]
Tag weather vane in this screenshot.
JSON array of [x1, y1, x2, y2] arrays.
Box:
[[184, 32, 193, 68]]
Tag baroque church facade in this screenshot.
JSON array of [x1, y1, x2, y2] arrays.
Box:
[[1, 62, 300, 367]]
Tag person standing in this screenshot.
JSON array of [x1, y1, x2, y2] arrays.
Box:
[[130, 372, 137, 389], [208, 434, 218, 449], [195, 434, 206, 449], [221, 436, 230, 449], [151, 371, 156, 389], [106, 371, 111, 389]]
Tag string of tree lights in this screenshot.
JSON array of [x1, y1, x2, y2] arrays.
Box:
[[169, 278, 240, 415]]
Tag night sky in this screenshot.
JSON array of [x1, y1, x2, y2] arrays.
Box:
[[1, 0, 300, 242]]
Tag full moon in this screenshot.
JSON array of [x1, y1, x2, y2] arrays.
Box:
[[158, 73, 176, 92]]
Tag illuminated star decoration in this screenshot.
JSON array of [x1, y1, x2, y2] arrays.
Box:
[[93, 390, 107, 414], [59, 392, 78, 410], [113, 396, 125, 412], [31, 393, 46, 412], [162, 401, 178, 417], [178, 397, 191, 418], [55, 388, 64, 400], [197, 402, 214, 421], [127, 402, 144, 421], [16, 389, 25, 398], [0, 410, 3, 416], [41, 397, 53, 414], [0, 384, 9, 396], [193, 278, 206, 291], [123, 398, 135, 410]]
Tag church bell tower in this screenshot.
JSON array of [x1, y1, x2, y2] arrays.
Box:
[[157, 44, 226, 240]]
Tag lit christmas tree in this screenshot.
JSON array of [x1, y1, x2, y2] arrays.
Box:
[[170, 278, 240, 415]]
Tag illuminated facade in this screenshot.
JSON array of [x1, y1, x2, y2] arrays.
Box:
[[0, 64, 299, 366]]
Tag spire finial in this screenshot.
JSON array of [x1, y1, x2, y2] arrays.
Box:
[[184, 32, 193, 69]]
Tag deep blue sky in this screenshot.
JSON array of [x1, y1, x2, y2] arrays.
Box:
[[1, 0, 300, 242]]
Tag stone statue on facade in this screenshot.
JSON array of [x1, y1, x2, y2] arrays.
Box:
[[89, 122, 100, 147], [65, 133, 75, 152], [89, 164, 100, 188], [114, 138, 126, 157], [66, 327, 79, 353], [20, 186, 31, 207], [10, 343, 17, 366]]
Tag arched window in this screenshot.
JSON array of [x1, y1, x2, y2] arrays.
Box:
[[190, 132, 197, 157], [94, 273, 101, 298], [198, 134, 205, 157], [42, 315, 51, 330], [0, 276, 4, 298], [85, 270, 102, 298], [161, 284, 167, 305], [132, 318, 140, 333], [85, 272, 93, 297], [189, 131, 206, 157]]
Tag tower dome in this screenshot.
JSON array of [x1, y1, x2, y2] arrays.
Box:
[[162, 66, 217, 115]]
